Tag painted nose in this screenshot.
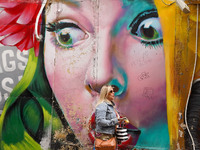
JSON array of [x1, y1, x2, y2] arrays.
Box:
[[108, 60, 128, 97], [85, 28, 113, 93]]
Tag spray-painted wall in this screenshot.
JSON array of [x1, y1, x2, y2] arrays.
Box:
[[0, 0, 199, 149]]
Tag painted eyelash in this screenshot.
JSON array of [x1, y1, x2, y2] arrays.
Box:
[[129, 9, 158, 35], [46, 23, 56, 32], [46, 22, 80, 32], [141, 38, 163, 48], [47, 22, 83, 50], [47, 23, 73, 50], [129, 9, 163, 48]]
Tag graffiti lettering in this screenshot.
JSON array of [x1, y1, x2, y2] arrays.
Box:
[[0, 47, 28, 109], [1, 77, 13, 101], [2, 50, 16, 72], [0, 50, 28, 73], [17, 51, 28, 70]]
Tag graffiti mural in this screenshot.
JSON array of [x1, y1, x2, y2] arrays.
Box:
[[0, 0, 199, 150]]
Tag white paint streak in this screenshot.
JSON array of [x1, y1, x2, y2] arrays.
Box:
[[40, 125, 52, 150]]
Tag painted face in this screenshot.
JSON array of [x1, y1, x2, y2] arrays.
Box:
[[44, 0, 167, 148]]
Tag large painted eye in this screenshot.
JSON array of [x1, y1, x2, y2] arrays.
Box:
[[136, 18, 162, 41], [47, 20, 88, 49], [129, 10, 163, 48], [56, 27, 86, 48]]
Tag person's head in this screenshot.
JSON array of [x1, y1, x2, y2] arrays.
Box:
[[96, 85, 115, 105], [106, 87, 115, 101]]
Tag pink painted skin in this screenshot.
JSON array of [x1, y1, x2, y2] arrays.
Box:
[[44, 0, 166, 148]]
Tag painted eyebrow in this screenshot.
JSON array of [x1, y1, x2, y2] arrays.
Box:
[[129, 9, 158, 34], [47, 22, 81, 32]]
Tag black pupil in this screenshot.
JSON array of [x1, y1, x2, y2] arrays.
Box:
[[60, 33, 70, 42], [141, 25, 154, 38]]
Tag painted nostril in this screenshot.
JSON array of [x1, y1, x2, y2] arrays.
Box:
[[109, 73, 128, 97], [108, 58, 128, 97], [87, 84, 101, 93], [111, 85, 119, 92], [109, 79, 124, 96], [88, 84, 92, 90]]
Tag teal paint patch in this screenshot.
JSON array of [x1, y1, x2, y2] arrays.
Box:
[[109, 59, 128, 97], [112, 0, 156, 36], [134, 122, 170, 149], [111, 18, 126, 37]]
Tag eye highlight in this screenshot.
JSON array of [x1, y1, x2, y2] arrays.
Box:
[[47, 20, 88, 49], [129, 9, 163, 48]]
